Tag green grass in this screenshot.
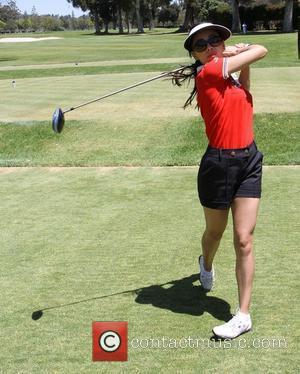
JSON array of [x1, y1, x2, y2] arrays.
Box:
[[0, 62, 183, 80], [0, 65, 299, 167], [0, 166, 299, 373], [1, 67, 299, 123], [0, 112, 299, 166], [0, 29, 299, 373], [0, 30, 299, 68]]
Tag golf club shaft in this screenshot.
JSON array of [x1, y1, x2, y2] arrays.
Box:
[[63, 66, 185, 114]]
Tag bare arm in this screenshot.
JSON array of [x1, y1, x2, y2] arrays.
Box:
[[223, 44, 268, 74], [238, 65, 250, 90], [223, 44, 267, 91]]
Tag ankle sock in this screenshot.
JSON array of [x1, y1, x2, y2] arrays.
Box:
[[236, 310, 250, 319]]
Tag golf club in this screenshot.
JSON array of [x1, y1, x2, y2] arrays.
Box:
[[52, 65, 190, 133]]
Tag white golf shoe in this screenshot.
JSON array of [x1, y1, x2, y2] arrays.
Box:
[[199, 255, 215, 291], [213, 310, 252, 339]]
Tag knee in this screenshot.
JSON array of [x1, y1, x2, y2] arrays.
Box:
[[234, 233, 253, 256], [204, 228, 224, 242]]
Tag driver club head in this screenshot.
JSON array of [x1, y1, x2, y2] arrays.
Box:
[[52, 107, 65, 133]]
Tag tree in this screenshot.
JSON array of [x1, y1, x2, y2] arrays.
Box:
[[98, 0, 114, 33], [40, 15, 62, 31], [17, 12, 32, 31], [180, 0, 199, 31], [66, 0, 180, 34], [77, 15, 94, 30], [116, 1, 124, 33], [147, 1, 154, 30], [158, 4, 180, 27], [68, 0, 131, 34], [68, 0, 102, 34], [118, 0, 135, 33], [30, 5, 40, 31], [0, 0, 20, 31], [282, 0, 294, 32], [135, 0, 144, 32], [0, 19, 6, 30], [230, 0, 241, 32], [179, 0, 232, 32]]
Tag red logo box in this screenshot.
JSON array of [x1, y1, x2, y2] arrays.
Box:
[[92, 321, 128, 361]]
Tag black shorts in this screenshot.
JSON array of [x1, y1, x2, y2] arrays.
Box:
[[197, 142, 263, 210]]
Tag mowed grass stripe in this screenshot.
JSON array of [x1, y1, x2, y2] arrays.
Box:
[[1, 62, 300, 81], [0, 166, 299, 372], [0, 66, 298, 166], [0, 57, 190, 71], [0, 67, 299, 124], [0, 31, 298, 68], [0, 113, 299, 166], [0, 63, 184, 80]]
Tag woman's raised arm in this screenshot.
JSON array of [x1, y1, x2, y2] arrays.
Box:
[[224, 44, 268, 76]]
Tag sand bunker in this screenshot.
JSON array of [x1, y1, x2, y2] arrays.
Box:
[[0, 37, 62, 43]]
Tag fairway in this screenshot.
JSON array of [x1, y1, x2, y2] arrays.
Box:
[[0, 29, 299, 372], [0, 166, 299, 372], [0, 66, 299, 123]]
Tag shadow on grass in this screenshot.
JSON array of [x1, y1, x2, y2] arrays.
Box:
[[81, 29, 182, 37], [0, 57, 18, 62], [135, 274, 232, 322], [232, 30, 295, 35], [32, 273, 231, 323]]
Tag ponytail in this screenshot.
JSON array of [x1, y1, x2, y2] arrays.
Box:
[[168, 60, 203, 109]]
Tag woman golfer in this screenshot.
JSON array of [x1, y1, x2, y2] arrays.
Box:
[[182, 23, 267, 339]]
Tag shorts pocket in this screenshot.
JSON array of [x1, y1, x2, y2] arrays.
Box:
[[198, 156, 227, 203]]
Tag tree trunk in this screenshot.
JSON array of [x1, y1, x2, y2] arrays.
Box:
[[118, 6, 123, 33], [180, 0, 194, 32], [283, 0, 294, 32], [112, 4, 118, 30], [94, 12, 101, 35], [298, 20, 300, 58], [148, 3, 154, 31], [231, 0, 241, 33], [135, 0, 144, 33], [104, 21, 109, 34], [125, 11, 130, 33]]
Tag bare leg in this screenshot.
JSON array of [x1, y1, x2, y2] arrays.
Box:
[[202, 207, 229, 271], [231, 197, 260, 314]]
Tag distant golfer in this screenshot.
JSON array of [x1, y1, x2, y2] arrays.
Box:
[[181, 23, 268, 339], [242, 23, 247, 34]]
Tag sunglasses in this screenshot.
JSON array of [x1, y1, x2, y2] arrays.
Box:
[[192, 35, 223, 52]]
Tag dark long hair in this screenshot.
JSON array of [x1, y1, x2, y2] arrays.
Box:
[[168, 60, 203, 109]]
